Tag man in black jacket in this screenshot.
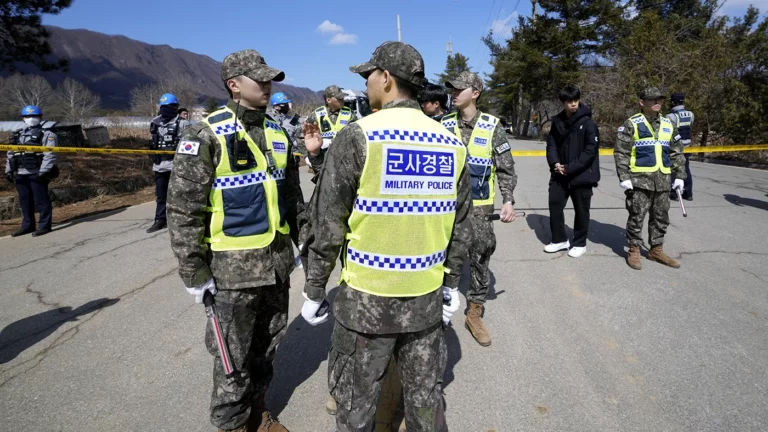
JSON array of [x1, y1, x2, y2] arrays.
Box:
[[545, 86, 600, 257]]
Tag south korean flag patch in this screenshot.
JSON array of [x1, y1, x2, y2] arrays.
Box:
[[177, 140, 200, 156]]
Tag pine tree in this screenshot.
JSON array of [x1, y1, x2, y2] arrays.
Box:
[[436, 53, 473, 84], [0, 0, 73, 72], [205, 97, 220, 114]]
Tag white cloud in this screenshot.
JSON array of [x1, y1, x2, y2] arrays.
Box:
[[317, 20, 344, 34], [489, 12, 519, 40], [329, 33, 358, 45]]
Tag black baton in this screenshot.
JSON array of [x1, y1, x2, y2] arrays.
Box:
[[486, 211, 526, 221]]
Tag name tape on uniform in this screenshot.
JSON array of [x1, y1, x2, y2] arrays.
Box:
[[381, 145, 456, 195]]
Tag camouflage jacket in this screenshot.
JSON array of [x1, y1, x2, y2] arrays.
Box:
[[615, 113, 686, 191], [303, 99, 473, 334], [167, 99, 306, 290], [273, 111, 305, 156], [455, 110, 518, 212]]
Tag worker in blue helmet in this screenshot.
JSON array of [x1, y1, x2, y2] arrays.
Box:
[[270, 92, 305, 164], [146, 93, 191, 233], [4, 105, 58, 237]]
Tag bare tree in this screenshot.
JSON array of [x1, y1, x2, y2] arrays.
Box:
[[130, 82, 163, 117], [54, 78, 101, 125], [0, 76, 13, 119], [129, 76, 201, 116], [159, 75, 199, 110], [0, 74, 55, 112]]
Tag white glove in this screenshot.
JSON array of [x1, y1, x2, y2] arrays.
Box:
[[321, 138, 332, 150], [673, 179, 684, 192], [442, 286, 460, 325], [186, 278, 217, 304], [301, 293, 330, 326], [620, 180, 633, 191]]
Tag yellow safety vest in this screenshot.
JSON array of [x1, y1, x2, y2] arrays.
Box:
[[341, 107, 467, 297], [203, 107, 290, 251], [315, 106, 353, 140], [629, 113, 673, 174], [442, 112, 499, 206]]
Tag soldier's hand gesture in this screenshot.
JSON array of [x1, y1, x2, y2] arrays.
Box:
[[303, 122, 323, 156]]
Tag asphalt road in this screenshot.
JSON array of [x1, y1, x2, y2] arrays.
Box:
[[1, 139, 767, 432]]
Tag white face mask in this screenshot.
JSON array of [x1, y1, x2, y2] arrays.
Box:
[[23, 117, 41, 127]]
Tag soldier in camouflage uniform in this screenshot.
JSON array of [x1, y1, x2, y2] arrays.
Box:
[[270, 92, 306, 163], [442, 71, 518, 347], [305, 85, 357, 162], [615, 87, 686, 270], [167, 49, 305, 432], [300, 41, 472, 432]]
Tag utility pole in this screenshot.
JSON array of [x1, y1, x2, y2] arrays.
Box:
[[447, 35, 453, 58], [531, 0, 537, 22], [397, 15, 402, 42]]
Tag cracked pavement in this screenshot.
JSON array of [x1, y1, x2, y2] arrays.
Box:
[[1, 139, 767, 431]]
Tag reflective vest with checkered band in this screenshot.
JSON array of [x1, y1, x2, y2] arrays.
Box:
[[671, 109, 693, 145], [629, 113, 672, 174], [315, 106, 353, 140], [341, 107, 467, 297], [441, 112, 498, 206], [203, 107, 290, 251]]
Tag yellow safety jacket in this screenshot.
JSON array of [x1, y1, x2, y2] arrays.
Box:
[[315, 106, 353, 140], [442, 112, 499, 206], [341, 108, 467, 297], [203, 107, 290, 251], [629, 113, 673, 174]]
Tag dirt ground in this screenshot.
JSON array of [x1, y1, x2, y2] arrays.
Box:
[[0, 186, 155, 237]]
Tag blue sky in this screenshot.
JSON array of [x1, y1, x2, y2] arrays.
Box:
[[44, 0, 758, 92]]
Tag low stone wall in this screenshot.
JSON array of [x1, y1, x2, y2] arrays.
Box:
[[0, 176, 154, 221]]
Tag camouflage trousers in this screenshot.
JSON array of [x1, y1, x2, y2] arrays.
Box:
[[205, 279, 289, 430], [625, 188, 670, 247], [328, 321, 448, 432], [468, 211, 497, 305]]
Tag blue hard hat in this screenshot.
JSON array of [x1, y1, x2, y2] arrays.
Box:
[[270, 92, 291, 106], [158, 93, 179, 106], [21, 105, 42, 116]]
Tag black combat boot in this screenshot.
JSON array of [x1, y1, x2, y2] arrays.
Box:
[[146, 220, 167, 233], [12, 227, 35, 237], [32, 227, 52, 237]]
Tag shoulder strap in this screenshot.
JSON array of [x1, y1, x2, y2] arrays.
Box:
[[206, 108, 234, 125]]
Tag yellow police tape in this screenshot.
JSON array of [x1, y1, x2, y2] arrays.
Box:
[[0, 144, 174, 155], [1, 144, 768, 157]]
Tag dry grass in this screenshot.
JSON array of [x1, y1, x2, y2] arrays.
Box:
[[0, 135, 154, 197], [108, 126, 149, 140]]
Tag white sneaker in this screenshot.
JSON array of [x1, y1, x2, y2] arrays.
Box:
[[544, 241, 570, 253], [568, 246, 587, 258]]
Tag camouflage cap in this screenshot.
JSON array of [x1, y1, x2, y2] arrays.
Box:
[[445, 71, 484, 92], [324, 85, 346, 100], [221, 49, 285, 83], [349, 41, 426, 88], [638, 87, 665, 100]]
